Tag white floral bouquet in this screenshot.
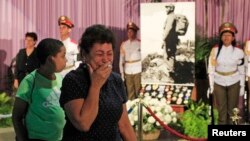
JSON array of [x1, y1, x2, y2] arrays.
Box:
[[126, 95, 178, 133]]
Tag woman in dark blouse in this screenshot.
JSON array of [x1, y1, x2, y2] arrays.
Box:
[[14, 32, 40, 88], [60, 25, 136, 141]]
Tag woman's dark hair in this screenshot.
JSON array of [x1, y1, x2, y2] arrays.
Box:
[[78, 24, 115, 56], [25, 32, 38, 41], [36, 38, 64, 65], [216, 31, 236, 59]]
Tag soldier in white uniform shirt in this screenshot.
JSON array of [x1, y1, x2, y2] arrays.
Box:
[[244, 40, 250, 120], [208, 22, 245, 124], [119, 22, 141, 100], [58, 16, 79, 77]]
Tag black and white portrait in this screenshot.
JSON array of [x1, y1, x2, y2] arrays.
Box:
[[140, 2, 195, 85]]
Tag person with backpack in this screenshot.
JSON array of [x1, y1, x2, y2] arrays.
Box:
[[162, 4, 179, 81], [162, 4, 178, 59]]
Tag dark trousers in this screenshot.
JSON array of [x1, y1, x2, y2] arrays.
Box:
[[214, 82, 240, 124], [125, 73, 141, 100]]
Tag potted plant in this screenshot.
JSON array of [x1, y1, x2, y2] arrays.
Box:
[[195, 34, 219, 79], [0, 93, 13, 127], [195, 34, 219, 103], [181, 100, 218, 138]]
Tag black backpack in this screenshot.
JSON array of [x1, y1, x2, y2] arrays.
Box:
[[175, 14, 189, 36]]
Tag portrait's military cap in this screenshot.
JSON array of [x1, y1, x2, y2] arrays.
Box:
[[165, 3, 175, 8]]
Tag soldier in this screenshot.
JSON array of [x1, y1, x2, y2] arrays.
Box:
[[162, 4, 180, 81], [119, 22, 141, 100], [162, 4, 178, 61], [58, 16, 79, 77], [208, 22, 245, 124]]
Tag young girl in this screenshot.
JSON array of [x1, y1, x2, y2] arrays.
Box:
[[12, 38, 67, 141]]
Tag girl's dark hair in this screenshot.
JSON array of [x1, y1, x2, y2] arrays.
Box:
[[216, 31, 236, 59], [36, 38, 64, 65], [78, 24, 115, 56], [25, 32, 38, 41]]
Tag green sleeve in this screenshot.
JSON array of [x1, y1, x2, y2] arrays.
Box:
[[16, 73, 35, 104]]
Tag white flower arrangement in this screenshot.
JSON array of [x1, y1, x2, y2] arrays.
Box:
[[126, 95, 178, 133]]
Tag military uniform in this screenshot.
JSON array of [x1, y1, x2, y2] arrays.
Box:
[[208, 22, 245, 124], [119, 22, 141, 100], [163, 4, 178, 60], [58, 16, 79, 77]]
